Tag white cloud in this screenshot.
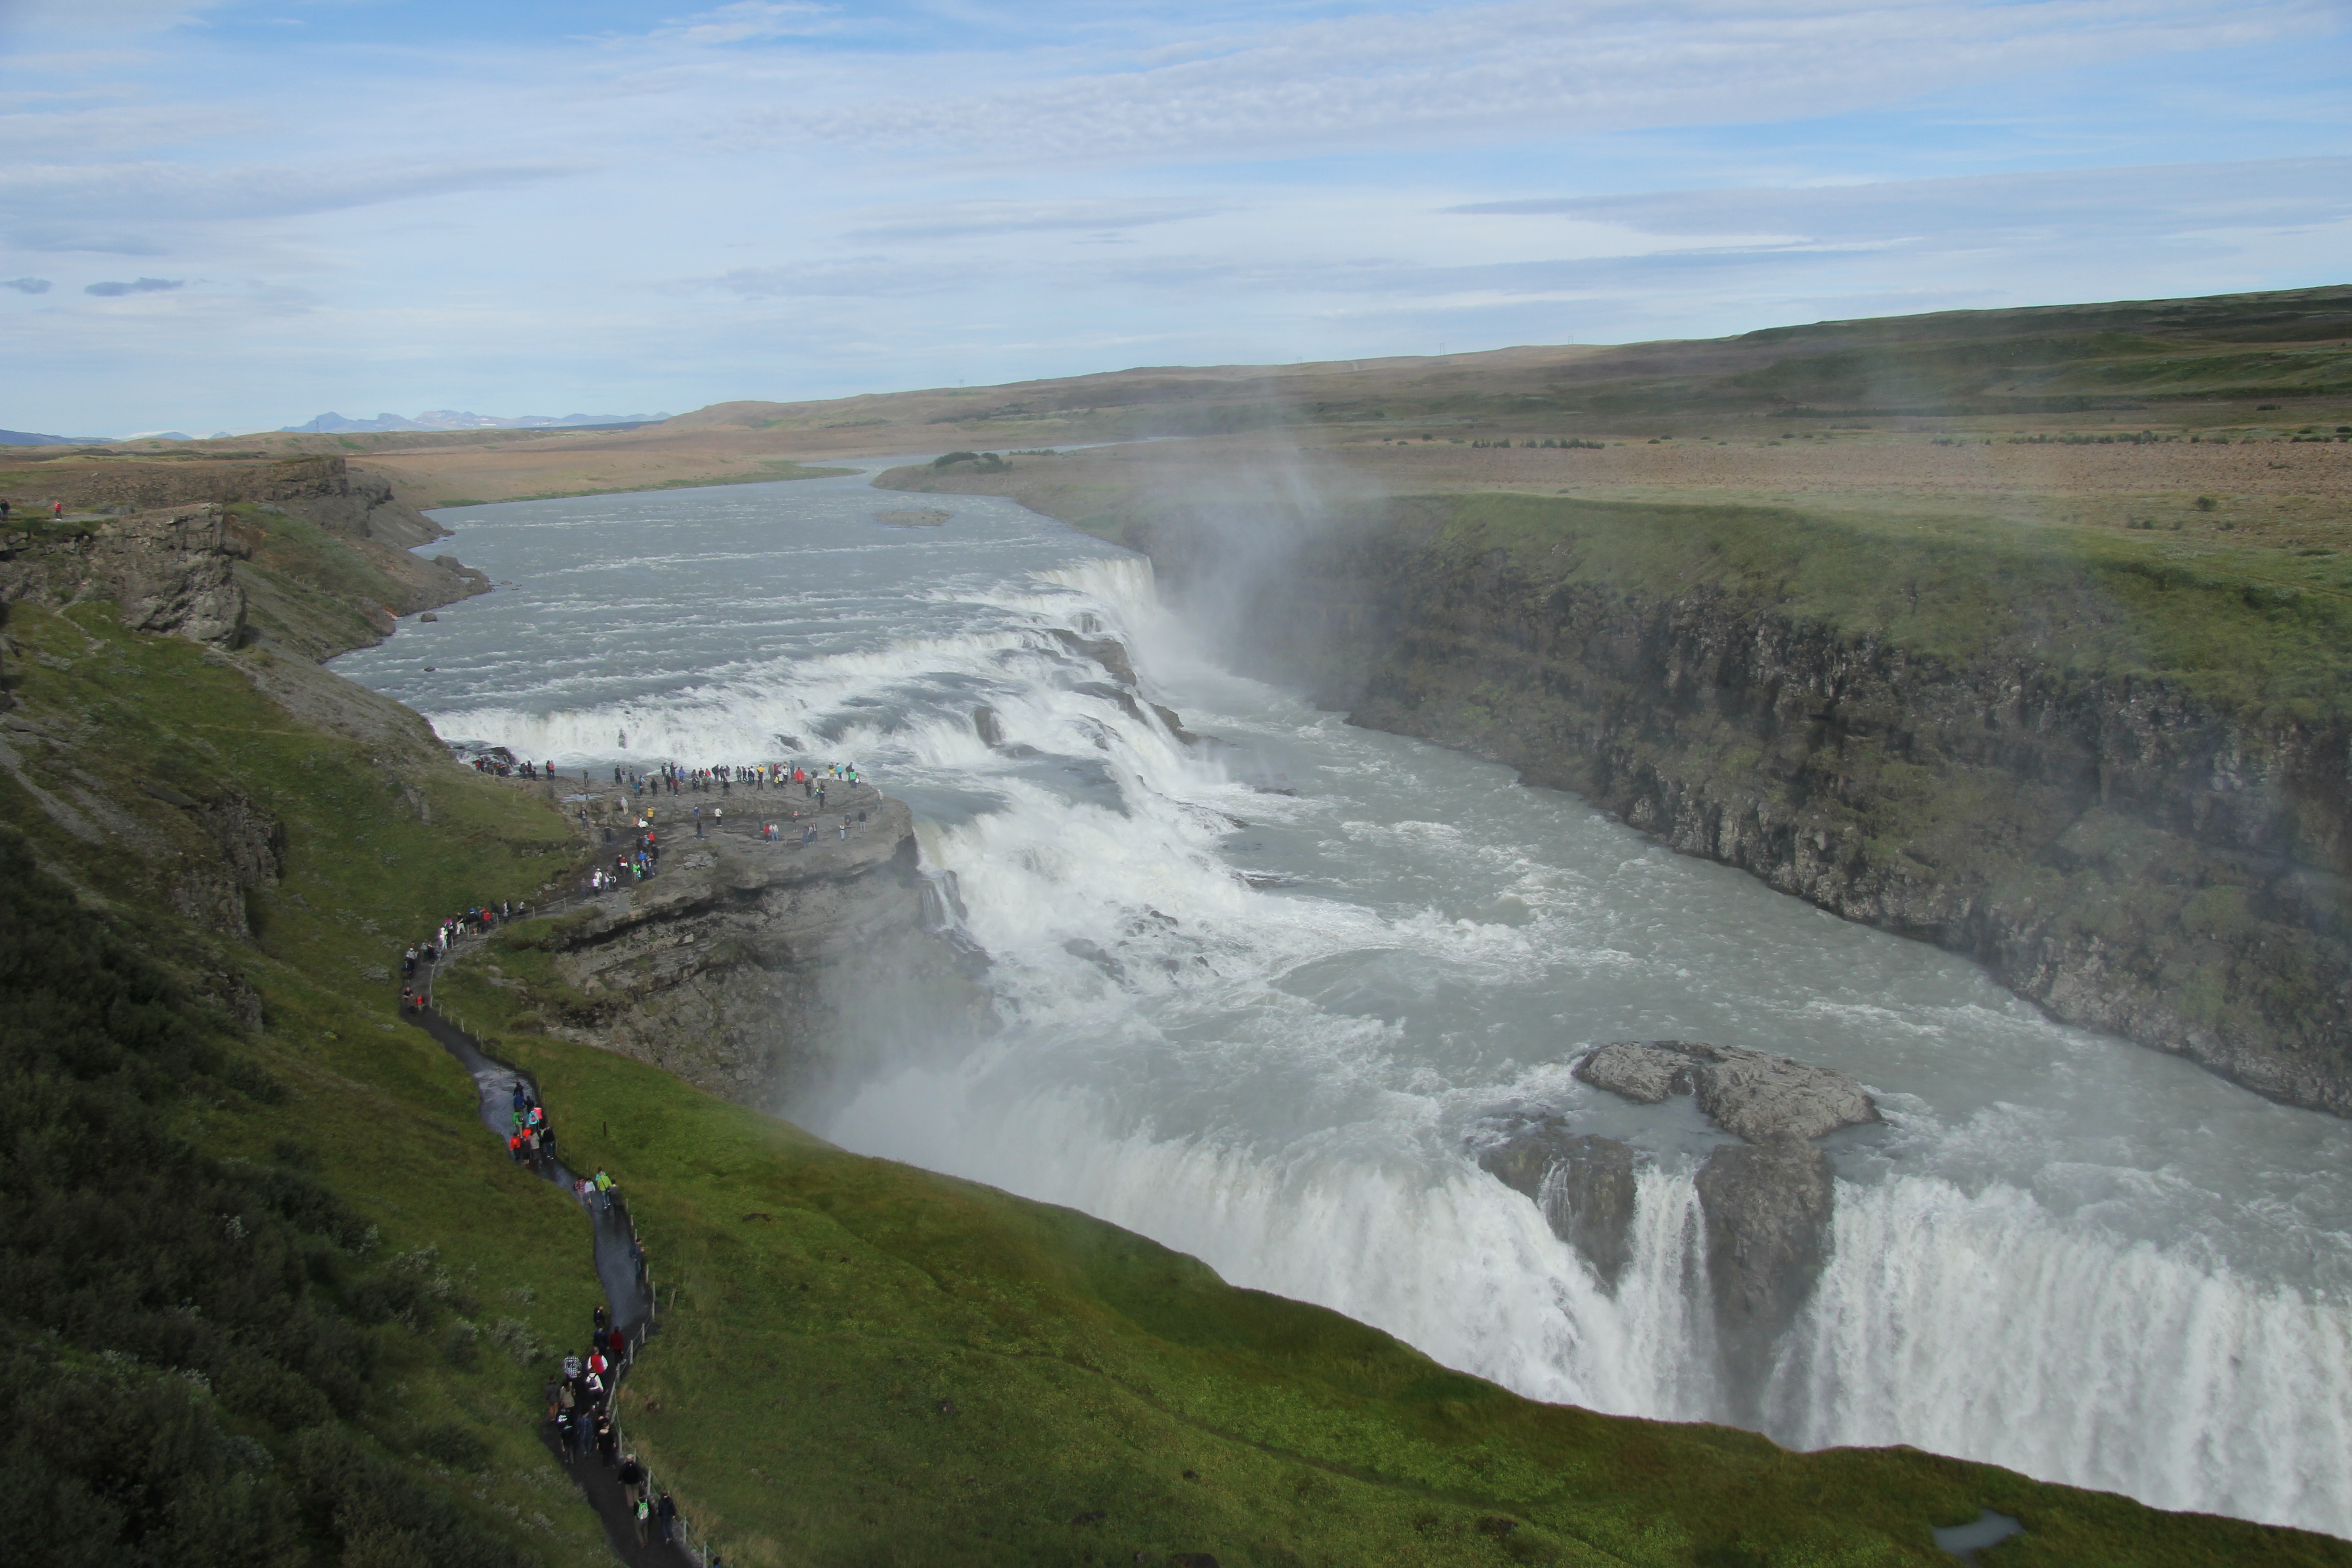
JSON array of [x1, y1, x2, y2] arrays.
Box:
[[842, 198, 1225, 242], [1449, 157, 2352, 241], [686, 256, 974, 298], [0, 103, 266, 158]]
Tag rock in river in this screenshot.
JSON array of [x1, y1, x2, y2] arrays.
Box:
[[1574, 1040, 1877, 1143], [1475, 1117, 1639, 1290], [1695, 1140, 1836, 1410]]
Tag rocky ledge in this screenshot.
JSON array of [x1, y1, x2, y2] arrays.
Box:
[[516, 799, 985, 1104], [0, 503, 250, 647], [1476, 1040, 1877, 1416]]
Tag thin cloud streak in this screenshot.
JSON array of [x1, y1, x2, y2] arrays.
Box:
[[0, 158, 588, 224], [725, 0, 2337, 165]]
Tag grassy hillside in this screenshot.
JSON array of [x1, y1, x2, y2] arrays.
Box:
[[0, 598, 614, 1565], [433, 941, 2352, 1568]]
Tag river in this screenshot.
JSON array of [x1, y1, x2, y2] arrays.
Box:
[[334, 464, 2352, 1538]]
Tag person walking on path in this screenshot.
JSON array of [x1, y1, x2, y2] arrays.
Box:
[[693, 804, 703, 838], [619, 1454, 644, 1510], [657, 1490, 678, 1545]]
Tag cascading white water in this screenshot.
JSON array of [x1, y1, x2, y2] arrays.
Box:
[[336, 470, 2352, 1539]]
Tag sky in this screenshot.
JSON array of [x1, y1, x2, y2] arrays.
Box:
[[1, 0, 2346, 436]]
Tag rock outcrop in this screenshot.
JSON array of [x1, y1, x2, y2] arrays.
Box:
[[1577, 1038, 1863, 1371], [1470, 1040, 1869, 1382], [529, 801, 987, 1104], [0, 504, 249, 647], [1050, 627, 1139, 687], [1694, 1140, 1836, 1413], [1475, 1117, 1639, 1289], [1575, 1040, 1877, 1142]]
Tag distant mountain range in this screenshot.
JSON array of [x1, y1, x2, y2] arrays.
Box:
[[0, 429, 113, 446], [282, 410, 671, 433]]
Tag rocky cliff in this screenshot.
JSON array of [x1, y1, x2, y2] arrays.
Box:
[[0, 503, 251, 647], [499, 801, 985, 1107]]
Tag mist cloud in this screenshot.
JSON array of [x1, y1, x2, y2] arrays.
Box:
[[2, 278, 53, 294]]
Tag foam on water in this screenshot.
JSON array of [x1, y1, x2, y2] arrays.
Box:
[[336, 471, 2352, 1537]]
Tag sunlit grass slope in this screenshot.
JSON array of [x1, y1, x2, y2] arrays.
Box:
[[439, 943, 2351, 1568]]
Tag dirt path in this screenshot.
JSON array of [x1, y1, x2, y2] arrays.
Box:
[[406, 1004, 705, 1566]]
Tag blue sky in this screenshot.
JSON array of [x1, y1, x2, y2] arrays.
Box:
[[1, 0, 2345, 435]]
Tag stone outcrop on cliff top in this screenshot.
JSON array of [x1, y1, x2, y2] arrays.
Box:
[[0, 504, 250, 647], [529, 801, 985, 1104]]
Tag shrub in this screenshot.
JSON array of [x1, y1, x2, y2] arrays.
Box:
[[0, 830, 530, 1568]]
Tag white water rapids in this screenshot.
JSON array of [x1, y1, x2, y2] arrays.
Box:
[[335, 466, 2352, 1537]]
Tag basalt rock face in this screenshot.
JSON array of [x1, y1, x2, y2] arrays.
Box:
[[1694, 1140, 1836, 1414], [533, 800, 987, 1105], [1138, 500, 2352, 1118], [0, 504, 249, 647], [1575, 1040, 1878, 1142], [1475, 1117, 1640, 1289]]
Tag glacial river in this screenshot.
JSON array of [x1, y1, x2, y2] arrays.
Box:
[[336, 466, 2352, 1538]]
